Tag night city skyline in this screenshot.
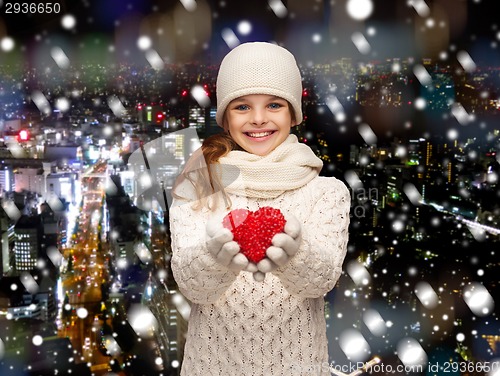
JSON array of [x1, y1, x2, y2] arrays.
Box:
[[1, 1, 500, 375]]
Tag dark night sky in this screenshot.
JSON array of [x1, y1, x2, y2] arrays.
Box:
[[1, 0, 498, 65], [1, 0, 496, 34]]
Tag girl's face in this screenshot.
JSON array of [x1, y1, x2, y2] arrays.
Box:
[[224, 94, 295, 156]]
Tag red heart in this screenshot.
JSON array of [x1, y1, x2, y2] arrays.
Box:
[[222, 207, 286, 263]]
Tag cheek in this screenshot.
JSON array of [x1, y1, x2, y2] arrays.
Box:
[[225, 115, 243, 135], [223, 117, 232, 134]]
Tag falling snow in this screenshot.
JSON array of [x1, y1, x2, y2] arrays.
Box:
[[409, 0, 431, 17], [413, 64, 432, 86], [339, 328, 371, 361], [128, 305, 158, 338], [0, 0, 499, 374], [145, 49, 165, 70], [451, 102, 474, 125], [237, 20, 252, 36], [351, 32, 371, 55], [346, 0, 374, 21], [414, 281, 439, 309], [358, 123, 377, 145], [463, 282, 495, 316], [268, 0, 288, 18], [191, 84, 211, 108], [107, 95, 127, 118], [326, 95, 346, 123], [221, 28, 240, 49], [137, 36, 152, 51], [363, 309, 387, 336], [180, 0, 197, 12], [61, 14, 77, 30], [50, 47, 71, 69], [0, 36, 15, 52], [397, 337, 427, 367], [457, 50, 477, 72], [31, 90, 51, 115]]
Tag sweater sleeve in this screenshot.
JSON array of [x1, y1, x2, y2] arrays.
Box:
[[272, 179, 351, 298], [169, 199, 239, 305]]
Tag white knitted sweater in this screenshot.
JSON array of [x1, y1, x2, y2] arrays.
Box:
[[170, 176, 351, 376]]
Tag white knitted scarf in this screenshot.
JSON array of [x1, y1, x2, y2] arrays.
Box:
[[217, 134, 323, 199]]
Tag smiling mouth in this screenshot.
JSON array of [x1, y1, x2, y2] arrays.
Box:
[[245, 131, 276, 138]]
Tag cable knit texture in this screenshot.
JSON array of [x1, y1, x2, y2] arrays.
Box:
[[170, 142, 351, 376], [218, 134, 323, 199]]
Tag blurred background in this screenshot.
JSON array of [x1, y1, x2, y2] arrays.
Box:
[[0, 1, 499, 375]]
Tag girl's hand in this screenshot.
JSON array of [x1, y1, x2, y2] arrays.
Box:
[[206, 218, 249, 272], [256, 213, 302, 277], [243, 261, 265, 282]]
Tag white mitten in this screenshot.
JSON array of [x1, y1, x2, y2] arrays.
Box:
[[206, 218, 249, 272], [244, 262, 266, 282], [257, 213, 302, 274]]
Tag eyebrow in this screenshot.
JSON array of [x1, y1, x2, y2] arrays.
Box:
[[231, 96, 286, 103], [231, 98, 247, 104], [268, 96, 287, 101]]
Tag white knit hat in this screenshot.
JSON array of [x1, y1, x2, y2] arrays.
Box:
[[215, 42, 303, 127]]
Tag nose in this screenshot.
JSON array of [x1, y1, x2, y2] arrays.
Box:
[[250, 107, 268, 126]]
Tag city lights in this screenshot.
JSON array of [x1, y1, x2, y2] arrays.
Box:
[[0, 1, 499, 375]]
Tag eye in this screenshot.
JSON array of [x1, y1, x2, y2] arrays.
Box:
[[234, 104, 250, 111], [268, 102, 284, 109]]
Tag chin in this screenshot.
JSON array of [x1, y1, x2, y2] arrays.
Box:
[[248, 145, 275, 156], [250, 150, 270, 156]]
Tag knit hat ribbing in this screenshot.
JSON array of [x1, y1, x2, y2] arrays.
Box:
[[215, 42, 303, 127]]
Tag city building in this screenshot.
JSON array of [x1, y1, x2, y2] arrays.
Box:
[[14, 166, 45, 196], [0, 274, 57, 322], [0, 205, 15, 275], [13, 215, 42, 272], [0, 164, 14, 195]]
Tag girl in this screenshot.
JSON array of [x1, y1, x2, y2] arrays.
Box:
[[170, 42, 351, 375]]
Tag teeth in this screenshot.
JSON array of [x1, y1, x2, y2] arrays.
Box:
[[248, 131, 273, 138]]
